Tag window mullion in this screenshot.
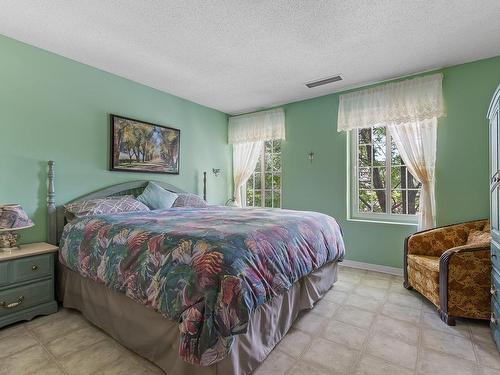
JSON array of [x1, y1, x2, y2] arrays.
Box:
[[261, 146, 265, 207], [386, 128, 391, 214]]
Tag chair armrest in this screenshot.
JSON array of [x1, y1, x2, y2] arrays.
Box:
[[439, 243, 491, 320], [406, 219, 488, 257]]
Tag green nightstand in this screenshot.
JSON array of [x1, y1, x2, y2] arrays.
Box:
[[0, 242, 58, 328]]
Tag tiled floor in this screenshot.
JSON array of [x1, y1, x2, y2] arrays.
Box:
[[1, 266, 499, 374]]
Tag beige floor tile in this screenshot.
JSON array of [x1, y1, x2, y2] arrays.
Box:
[[359, 277, 391, 290], [254, 349, 295, 375], [421, 311, 470, 338], [0, 322, 27, 340], [481, 367, 500, 375], [0, 331, 38, 359], [46, 324, 108, 358], [339, 272, 364, 283], [354, 285, 388, 301], [0, 344, 57, 375], [475, 340, 500, 370], [417, 348, 477, 375], [277, 328, 311, 358], [420, 298, 438, 313], [339, 266, 366, 276], [365, 332, 418, 370], [293, 312, 327, 335], [323, 289, 348, 304], [29, 364, 65, 375], [321, 320, 369, 350], [354, 354, 414, 375], [97, 354, 163, 374], [388, 281, 407, 294], [30, 312, 90, 343], [27, 308, 73, 328], [303, 337, 359, 373], [58, 338, 124, 375], [333, 280, 357, 292], [287, 361, 331, 375], [470, 320, 494, 344], [386, 291, 423, 309], [372, 315, 419, 344], [334, 305, 376, 329], [363, 271, 393, 280], [421, 328, 475, 361], [345, 294, 383, 312], [312, 298, 340, 318], [381, 302, 421, 324]]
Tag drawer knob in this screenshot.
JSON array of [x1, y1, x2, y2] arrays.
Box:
[[0, 296, 24, 309], [492, 313, 498, 325], [32, 265, 39, 271], [492, 287, 498, 296]]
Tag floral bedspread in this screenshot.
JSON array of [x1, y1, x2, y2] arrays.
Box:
[[59, 206, 345, 366]]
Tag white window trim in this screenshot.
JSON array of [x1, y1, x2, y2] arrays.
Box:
[[347, 129, 419, 225], [242, 140, 282, 208]]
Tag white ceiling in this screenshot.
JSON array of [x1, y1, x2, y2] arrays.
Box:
[[1, 1, 500, 115]]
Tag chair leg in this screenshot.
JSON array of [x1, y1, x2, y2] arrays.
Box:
[[403, 280, 413, 290], [438, 309, 456, 326]]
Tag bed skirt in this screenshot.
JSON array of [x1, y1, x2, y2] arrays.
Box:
[[58, 261, 339, 375]]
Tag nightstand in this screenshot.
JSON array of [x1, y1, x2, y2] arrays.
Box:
[[0, 242, 58, 328]]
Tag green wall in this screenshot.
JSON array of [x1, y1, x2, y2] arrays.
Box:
[[0, 35, 231, 244], [281, 56, 500, 268], [2, 32, 499, 268]]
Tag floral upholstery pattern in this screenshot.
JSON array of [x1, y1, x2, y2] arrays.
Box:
[[405, 219, 491, 323], [59, 206, 345, 365], [447, 245, 491, 320], [407, 255, 440, 306], [407, 220, 488, 257]]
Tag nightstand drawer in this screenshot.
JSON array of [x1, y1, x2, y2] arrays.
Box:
[[0, 263, 8, 286], [10, 254, 53, 284], [0, 279, 53, 317]]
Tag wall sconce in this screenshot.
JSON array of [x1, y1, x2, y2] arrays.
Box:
[[212, 168, 221, 177], [308, 151, 315, 163]]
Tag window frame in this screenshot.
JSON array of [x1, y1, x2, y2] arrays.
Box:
[[348, 127, 419, 225], [242, 140, 282, 208]]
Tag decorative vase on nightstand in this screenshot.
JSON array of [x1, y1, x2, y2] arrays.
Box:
[[0, 204, 34, 251]]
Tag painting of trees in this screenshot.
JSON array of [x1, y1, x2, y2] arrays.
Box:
[[111, 115, 180, 174]]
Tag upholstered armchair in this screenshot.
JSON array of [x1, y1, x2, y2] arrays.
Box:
[[404, 219, 491, 325]]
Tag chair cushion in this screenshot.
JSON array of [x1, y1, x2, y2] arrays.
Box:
[[407, 254, 440, 306], [466, 229, 491, 245]]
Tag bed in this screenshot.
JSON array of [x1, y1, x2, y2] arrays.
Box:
[[46, 161, 345, 375]]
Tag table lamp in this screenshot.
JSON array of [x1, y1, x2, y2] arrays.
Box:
[[0, 204, 34, 251]]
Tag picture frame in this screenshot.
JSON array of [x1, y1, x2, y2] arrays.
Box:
[[110, 114, 180, 174]]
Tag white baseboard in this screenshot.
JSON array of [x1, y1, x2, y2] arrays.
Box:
[[340, 260, 403, 276]]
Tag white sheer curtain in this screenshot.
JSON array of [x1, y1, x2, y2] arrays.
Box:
[[337, 73, 445, 229], [389, 119, 437, 230], [232, 141, 263, 206], [228, 108, 285, 207]]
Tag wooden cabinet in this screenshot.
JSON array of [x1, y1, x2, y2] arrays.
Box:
[[0, 243, 58, 328], [489, 83, 500, 349]]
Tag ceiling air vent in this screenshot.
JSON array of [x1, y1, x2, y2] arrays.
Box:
[[305, 75, 342, 88]]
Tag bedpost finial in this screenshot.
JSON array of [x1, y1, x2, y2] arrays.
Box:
[[47, 161, 56, 245]]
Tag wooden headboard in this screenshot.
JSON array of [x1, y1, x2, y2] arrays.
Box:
[[46, 160, 187, 245]]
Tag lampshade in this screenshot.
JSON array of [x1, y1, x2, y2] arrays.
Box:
[[0, 204, 34, 230]]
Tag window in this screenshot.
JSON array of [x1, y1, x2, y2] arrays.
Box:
[[244, 140, 282, 208], [350, 126, 422, 223]]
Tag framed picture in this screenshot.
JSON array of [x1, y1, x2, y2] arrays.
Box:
[[110, 114, 180, 174]]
